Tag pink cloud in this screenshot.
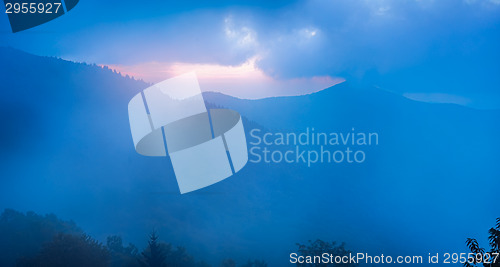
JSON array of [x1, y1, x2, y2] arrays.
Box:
[[105, 58, 344, 99]]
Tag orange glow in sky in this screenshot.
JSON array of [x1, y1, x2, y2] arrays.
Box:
[[105, 58, 344, 99]]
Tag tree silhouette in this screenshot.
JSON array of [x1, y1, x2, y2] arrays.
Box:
[[17, 233, 109, 267], [166, 245, 196, 267], [2, 208, 275, 267], [0, 209, 82, 266], [140, 231, 169, 267], [295, 239, 357, 267], [107, 235, 140, 267], [465, 217, 500, 267]]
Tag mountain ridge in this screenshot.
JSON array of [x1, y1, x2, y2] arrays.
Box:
[[3, 46, 495, 113], [1, 46, 499, 266]]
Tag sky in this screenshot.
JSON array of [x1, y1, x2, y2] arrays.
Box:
[[1, 0, 499, 105]]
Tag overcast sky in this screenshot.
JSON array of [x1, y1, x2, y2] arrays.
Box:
[[1, 0, 499, 106]]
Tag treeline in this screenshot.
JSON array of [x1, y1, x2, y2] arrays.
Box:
[[0, 209, 266, 267], [465, 217, 500, 267], [0, 208, 364, 267]]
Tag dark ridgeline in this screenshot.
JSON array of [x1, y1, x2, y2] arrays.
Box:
[[16, 233, 110, 267], [0, 209, 269, 267], [0, 47, 499, 266], [0, 209, 81, 266]]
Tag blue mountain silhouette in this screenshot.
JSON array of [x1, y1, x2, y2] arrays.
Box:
[[0, 47, 498, 265]]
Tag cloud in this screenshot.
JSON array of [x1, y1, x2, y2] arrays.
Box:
[[224, 16, 259, 49], [3, 0, 499, 106], [403, 93, 471, 106], [106, 57, 344, 99], [464, 0, 500, 5]]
